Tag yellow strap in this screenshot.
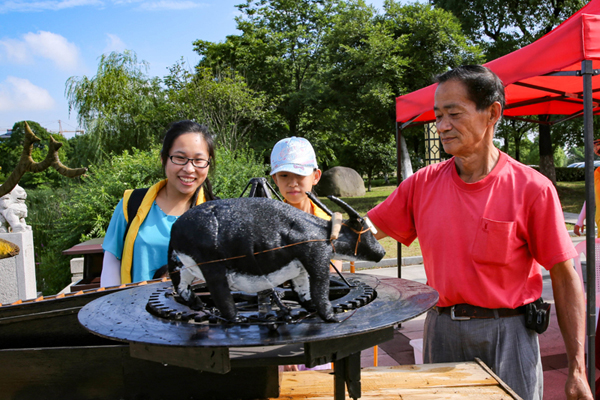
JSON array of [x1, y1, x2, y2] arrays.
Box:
[[122, 189, 134, 222], [120, 180, 206, 284]]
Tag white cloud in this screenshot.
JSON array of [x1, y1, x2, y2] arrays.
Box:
[[0, 77, 56, 111], [137, 1, 207, 11], [23, 31, 80, 70], [0, 31, 81, 71], [103, 33, 127, 54], [0, 0, 103, 13], [0, 38, 31, 64]]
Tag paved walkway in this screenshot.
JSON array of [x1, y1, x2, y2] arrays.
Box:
[[348, 212, 597, 399]]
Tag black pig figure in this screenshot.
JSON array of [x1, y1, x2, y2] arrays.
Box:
[[168, 196, 385, 322]]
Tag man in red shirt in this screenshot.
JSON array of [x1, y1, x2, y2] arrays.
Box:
[[368, 65, 591, 400]]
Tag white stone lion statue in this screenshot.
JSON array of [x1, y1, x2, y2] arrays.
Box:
[[0, 185, 31, 233]]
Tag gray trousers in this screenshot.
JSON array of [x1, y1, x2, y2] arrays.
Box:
[[423, 309, 543, 400]]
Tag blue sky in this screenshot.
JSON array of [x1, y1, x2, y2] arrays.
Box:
[[0, 0, 389, 137]]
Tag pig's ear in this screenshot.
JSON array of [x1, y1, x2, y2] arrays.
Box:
[[327, 195, 361, 221]]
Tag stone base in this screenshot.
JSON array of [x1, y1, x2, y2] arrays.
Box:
[[0, 231, 37, 304]]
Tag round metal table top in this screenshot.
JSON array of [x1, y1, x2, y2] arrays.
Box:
[[78, 274, 438, 348]]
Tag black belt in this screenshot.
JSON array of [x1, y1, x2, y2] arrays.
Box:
[[435, 304, 526, 320]]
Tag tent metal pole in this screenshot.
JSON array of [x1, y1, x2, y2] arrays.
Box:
[[582, 59, 596, 391], [396, 121, 402, 279]]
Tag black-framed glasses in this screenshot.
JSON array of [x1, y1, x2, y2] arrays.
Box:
[[169, 155, 210, 168]]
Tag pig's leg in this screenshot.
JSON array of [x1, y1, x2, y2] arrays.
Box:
[[308, 262, 337, 322], [290, 267, 311, 303], [170, 250, 205, 310], [202, 268, 239, 322]]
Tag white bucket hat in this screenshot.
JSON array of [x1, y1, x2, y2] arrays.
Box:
[[270, 137, 318, 176]]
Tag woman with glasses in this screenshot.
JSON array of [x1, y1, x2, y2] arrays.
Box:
[[100, 120, 217, 286]]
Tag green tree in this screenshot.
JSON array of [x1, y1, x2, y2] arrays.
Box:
[[194, 0, 342, 151], [431, 0, 587, 183], [165, 62, 268, 152], [65, 51, 169, 165], [497, 119, 537, 162], [342, 134, 395, 191], [322, 1, 481, 176], [431, 0, 586, 61]]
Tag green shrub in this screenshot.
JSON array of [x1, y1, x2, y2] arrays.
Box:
[[556, 167, 585, 182], [211, 148, 268, 198], [27, 148, 163, 294], [529, 166, 585, 182]]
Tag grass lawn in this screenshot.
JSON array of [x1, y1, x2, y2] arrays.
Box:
[[320, 180, 586, 260], [556, 181, 585, 214]]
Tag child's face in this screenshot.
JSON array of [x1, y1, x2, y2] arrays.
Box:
[[272, 170, 321, 206]]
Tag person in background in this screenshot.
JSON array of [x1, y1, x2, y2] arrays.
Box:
[[574, 138, 600, 237], [101, 120, 217, 287], [270, 136, 338, 372], [367, 66, 591, 400]]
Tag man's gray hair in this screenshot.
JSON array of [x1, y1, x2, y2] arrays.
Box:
[[435, 65, 506, 116]]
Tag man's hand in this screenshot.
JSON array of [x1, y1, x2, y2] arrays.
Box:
[[550, 260, 593, 399], [565, 370, 593, 399]]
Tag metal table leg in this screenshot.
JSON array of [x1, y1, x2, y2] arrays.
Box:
[[334, 352, 361, 400]]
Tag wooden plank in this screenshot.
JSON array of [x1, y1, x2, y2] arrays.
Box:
[[275, 386, 518, 399], [273, 362, 521, 400]]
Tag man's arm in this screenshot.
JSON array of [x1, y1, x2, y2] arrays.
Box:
[[372, 223, 388, 240], [550, 259, 593, 399]]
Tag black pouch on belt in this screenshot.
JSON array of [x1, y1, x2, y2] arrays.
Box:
[[525, 297, 551, 334]]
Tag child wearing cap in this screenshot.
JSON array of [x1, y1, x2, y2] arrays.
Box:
[[271, 137, 327, 213], [270, 137, 342, 271], [574, 138, 600, 237], [271, 136, 338, 372]]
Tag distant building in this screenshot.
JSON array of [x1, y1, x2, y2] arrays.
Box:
[[0, 129, 12, 140]]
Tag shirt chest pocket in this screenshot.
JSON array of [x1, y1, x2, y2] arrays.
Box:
[[471, 218, 516, 266]]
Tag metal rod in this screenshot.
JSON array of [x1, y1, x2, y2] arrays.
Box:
[[582, 59, 596, 392], [396, 121, 402, 280]]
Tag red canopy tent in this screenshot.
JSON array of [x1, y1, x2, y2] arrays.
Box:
[[394, 0, 600, 390], [396, 1, 600, 125]]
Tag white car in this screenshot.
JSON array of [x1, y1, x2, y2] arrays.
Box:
[[567, 161, 600, 168]]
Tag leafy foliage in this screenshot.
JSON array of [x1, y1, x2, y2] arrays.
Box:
[[195, 0, 481, 175], [211, 147, 269, 199], [165, 62, 268, 152], [195, 0, 342, 151], [65, 51, 170, 165], [340, 135, 396, 191], [431, 0, 586, 60], [27, 148, 163, 294], [431, 0, 588, 180]]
